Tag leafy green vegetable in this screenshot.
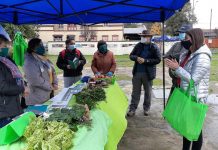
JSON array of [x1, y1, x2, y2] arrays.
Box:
[[76, 87, 106, 109], [47, 104, 91, 132], [24, 117, 74, 150]]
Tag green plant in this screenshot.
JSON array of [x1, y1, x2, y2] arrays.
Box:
[[24, 117, 74, 150], [76, 87, 106, 109]]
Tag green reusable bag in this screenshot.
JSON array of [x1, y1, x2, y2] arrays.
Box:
[[162, 80, 208, 141], [0, 112, 36, 145], [12, 32, 28, 66]]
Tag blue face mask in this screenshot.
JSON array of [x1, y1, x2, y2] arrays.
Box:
[[99, 44, 108, 54], [69, 45, 76, 51], [35, 45, 46, 56], [179, 33, 186, 40], [0, 47, 9, 57]]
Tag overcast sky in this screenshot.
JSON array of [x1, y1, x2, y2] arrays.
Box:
[[191, 0, 218, 29]]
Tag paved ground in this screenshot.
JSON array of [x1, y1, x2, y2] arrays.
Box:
[[56, 67, 218, 150], [117, 80, 218, 150]]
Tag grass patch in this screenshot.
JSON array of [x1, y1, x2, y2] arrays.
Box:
[[18, 53, 218, 82], [153, 78, 163, 86], [115, 74, 132, 81]]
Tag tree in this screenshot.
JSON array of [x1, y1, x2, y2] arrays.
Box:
[[165, 2, 197, 35], [149, 23, 162, 35], [80, 25, 96, 41], [1, 23, 38, 40]]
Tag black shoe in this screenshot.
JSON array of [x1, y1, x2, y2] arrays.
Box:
[[127, 110, 135, 117], [144, 110, 149, 116]]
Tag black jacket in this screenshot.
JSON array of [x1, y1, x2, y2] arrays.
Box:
[[56, 49, 86, 77], [130, 42, 161, 80], [0, 58, 24, 119]]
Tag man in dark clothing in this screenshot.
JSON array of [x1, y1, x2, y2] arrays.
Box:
[[163, 24, 192, 98], [56, 39, 86, 88], [127, 30, 161, 117]]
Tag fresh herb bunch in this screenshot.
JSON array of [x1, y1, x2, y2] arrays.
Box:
[[47, 104, 91, 131], [24, 117, 74, 150], [76, 87, 106, 109]]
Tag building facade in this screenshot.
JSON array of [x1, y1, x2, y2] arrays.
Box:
[[38, 23, 124, 43]]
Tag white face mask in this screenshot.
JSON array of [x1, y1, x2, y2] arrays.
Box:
[[141, 37, 147, 43]]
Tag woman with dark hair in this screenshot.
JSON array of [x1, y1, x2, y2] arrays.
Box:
[[165, 28, 212, 150], [0, 34, 27, 127], [91, 40, 116, 77], [24, 38, 58, 105], [56, 38, 86, 88]]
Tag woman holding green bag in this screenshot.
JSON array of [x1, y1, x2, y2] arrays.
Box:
[[165, 28, 212, 150]]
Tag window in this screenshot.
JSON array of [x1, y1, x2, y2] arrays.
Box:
[[79, 35, 85, 41], [90, 36, 97, 41], [66, 35, 75, 40], [102, 35, 108, 41], [53, 35, 63, 41], [112, 35, 119, 41], [67, 24, 77, 30], [58, 24, 64, 30]]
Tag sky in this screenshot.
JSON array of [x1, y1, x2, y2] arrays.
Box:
[[192, 0, 218, 29]]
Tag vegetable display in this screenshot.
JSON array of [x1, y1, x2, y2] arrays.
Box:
[[76, 87, 106, 109], [47, 104, 91, 131], [24, 117, 74, 150]]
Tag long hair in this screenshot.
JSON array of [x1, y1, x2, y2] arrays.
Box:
[[186, 28, 204, 51]]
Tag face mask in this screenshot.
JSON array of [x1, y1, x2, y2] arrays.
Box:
[[181, 40, 192, 50], [140, 37, 147, 43], [0, 47, 9, 57], [179, 33, 186, 40], [69, 44, 76, 50], [35, 45, 46, 56], [99, 44, 108, 54]]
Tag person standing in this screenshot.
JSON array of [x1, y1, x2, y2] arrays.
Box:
[[56, 39, 86, 88], [24, 38, 58, 105], [163, 25, 192, 97], [91, 40, 116, 77], [127, 30, 161, 117], [165, 28, 212, 150], [0, 34, 27, 127]]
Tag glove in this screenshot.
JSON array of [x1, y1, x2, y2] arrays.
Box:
[[95, 72, 101, 75], [106, 72, 113, 77]]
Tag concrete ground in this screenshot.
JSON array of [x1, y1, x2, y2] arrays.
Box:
[[57, 67, 218, 150], [117, 80, 218, 150]]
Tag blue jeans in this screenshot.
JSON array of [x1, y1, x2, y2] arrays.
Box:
[[0, 118, 13, 128]]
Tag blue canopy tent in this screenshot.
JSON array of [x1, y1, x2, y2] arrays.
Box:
[[152, 35, 180, 42], [0, 0, 189, 108]]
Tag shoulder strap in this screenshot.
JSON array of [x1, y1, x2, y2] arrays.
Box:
[[75, 49, 81, 57]]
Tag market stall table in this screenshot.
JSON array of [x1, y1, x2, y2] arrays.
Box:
[[0, 81, 128, 150]]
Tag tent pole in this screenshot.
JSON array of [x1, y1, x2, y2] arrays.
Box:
[[162, 21, 166, 110]]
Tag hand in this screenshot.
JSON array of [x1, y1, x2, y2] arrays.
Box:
[[52, 84, 58, 90], [23, 87, 30, 97], [106, 72, 113, 77], [165, 59, 179, 70], [137, 57, 145, 64], [95, 72, 101, 77], [67, 65, 71, 69]]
